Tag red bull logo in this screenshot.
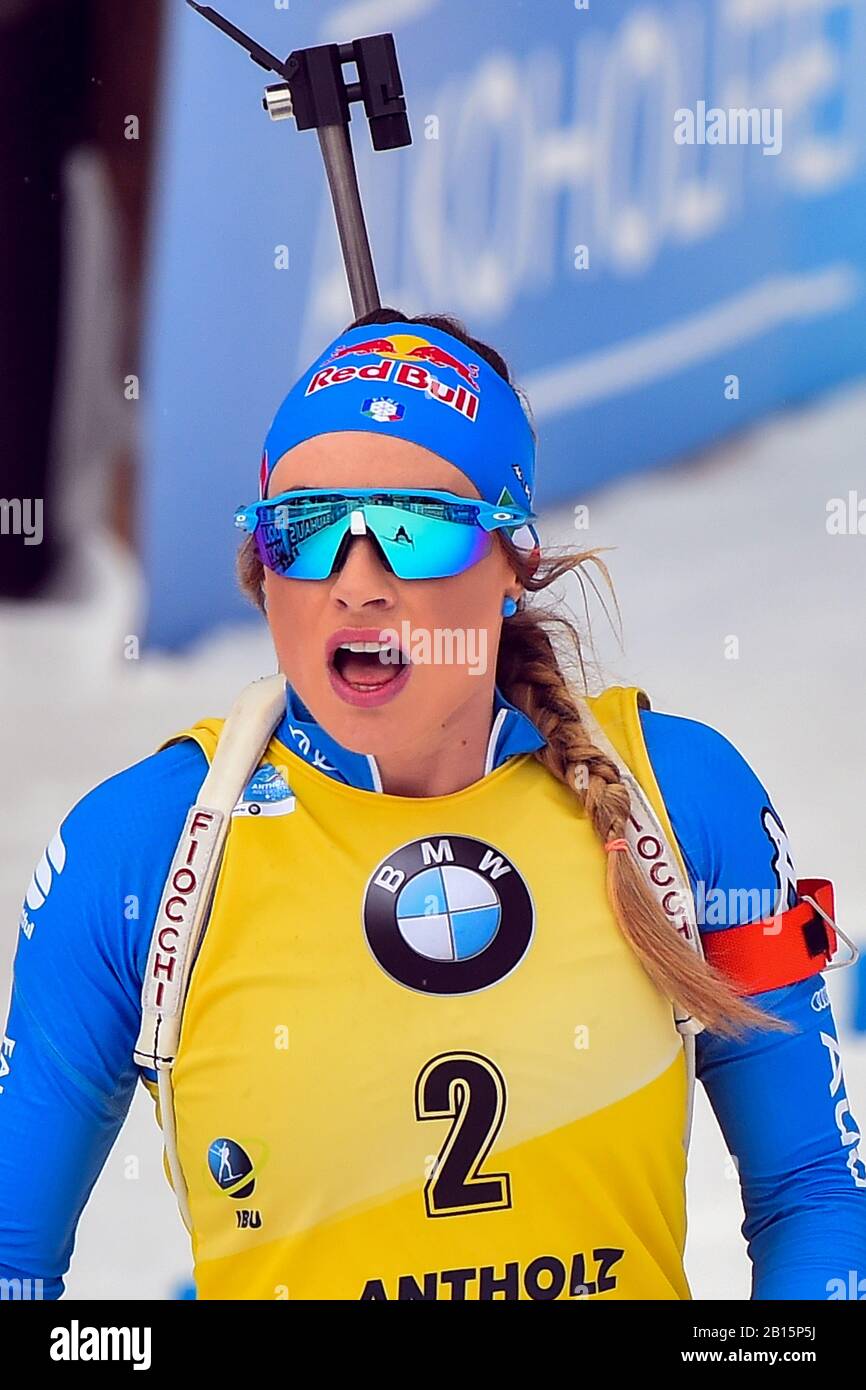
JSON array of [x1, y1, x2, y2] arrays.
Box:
[[305, 333, 481, 423], [328, 334, 480, 390]]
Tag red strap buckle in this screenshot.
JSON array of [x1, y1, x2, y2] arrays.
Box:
[[701, 878, 849, 996]]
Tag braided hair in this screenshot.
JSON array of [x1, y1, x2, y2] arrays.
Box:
[[239, 306, 793, 1040]]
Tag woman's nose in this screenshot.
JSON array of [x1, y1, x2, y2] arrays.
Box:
[[329, 534, 397, 610]]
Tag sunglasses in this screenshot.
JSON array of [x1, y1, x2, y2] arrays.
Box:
[[234, 487, 538, 580]]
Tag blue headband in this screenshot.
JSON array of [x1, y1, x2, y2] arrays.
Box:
[[260, 321, 536, 514]]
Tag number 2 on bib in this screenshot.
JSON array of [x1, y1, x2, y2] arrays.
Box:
[[415, 1051, 513, 1218]]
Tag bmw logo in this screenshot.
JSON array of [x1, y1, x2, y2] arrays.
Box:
[[362, 835, 534, 994]]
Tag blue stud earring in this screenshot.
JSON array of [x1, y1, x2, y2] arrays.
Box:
[[502, 596, 518, 618]]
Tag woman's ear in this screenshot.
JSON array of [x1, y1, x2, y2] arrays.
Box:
[[508, 563, 524, 607]]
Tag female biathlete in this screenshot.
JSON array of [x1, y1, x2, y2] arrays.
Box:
[[2, 310, 865, 1302]]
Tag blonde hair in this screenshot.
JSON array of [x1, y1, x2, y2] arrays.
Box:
[[240, 308, 793, 1040], [495, 537, 792, 1039]]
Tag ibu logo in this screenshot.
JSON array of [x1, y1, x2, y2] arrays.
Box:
[[207, 1138, 257, 1200]]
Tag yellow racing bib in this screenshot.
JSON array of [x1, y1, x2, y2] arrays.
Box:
[[146, 686, 693, 1300]]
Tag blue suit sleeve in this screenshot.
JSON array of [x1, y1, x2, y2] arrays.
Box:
[[0, 740, 206, 1297], [697, 979, 866, 1299], [641, 708, 866, 1300]]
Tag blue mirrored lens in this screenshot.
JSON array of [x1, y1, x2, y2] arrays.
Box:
[[254, 514, 349, 578], [361, 505, 491, 578], [253, 498, 493, 580]]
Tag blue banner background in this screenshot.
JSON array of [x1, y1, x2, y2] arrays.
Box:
[[143, 0, 866, 645]]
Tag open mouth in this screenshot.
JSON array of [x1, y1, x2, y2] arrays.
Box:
[[327, 630, 411, 707]]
